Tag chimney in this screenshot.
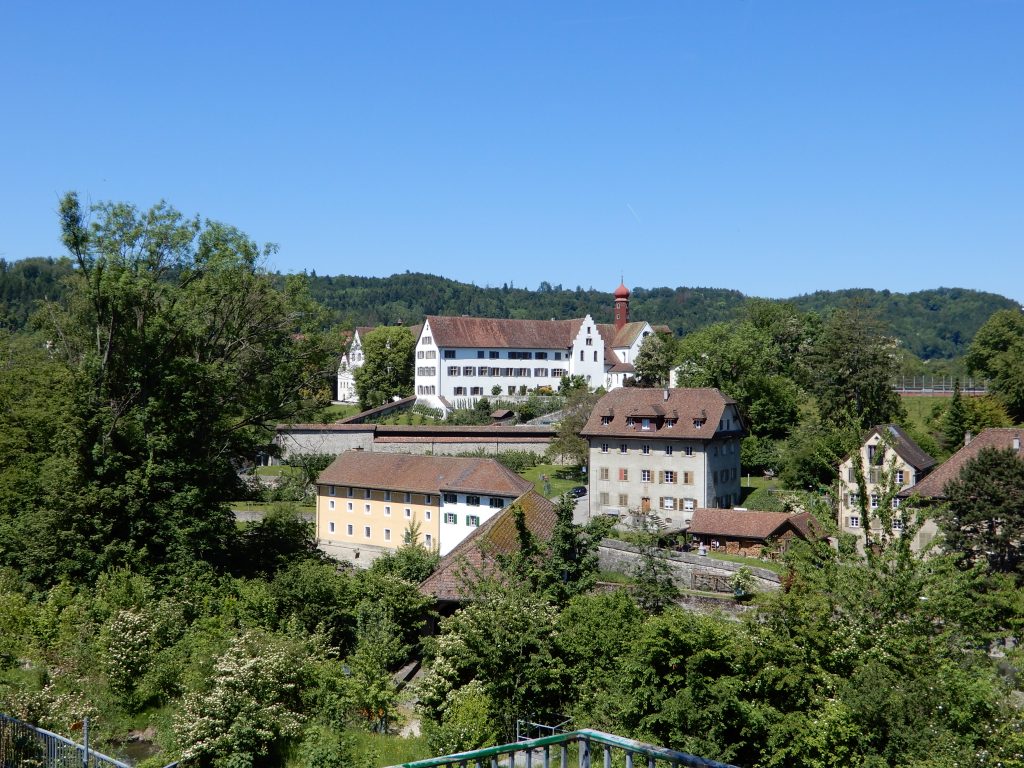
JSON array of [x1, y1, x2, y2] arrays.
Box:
[[964, 431, 972, 446]]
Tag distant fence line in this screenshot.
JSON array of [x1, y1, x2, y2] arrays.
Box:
[[892, 377, 988, 395]]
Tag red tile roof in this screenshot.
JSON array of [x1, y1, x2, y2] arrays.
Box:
[[317, 451, 533, 497], [849, 424, 936, 471], [419, 489, 558, 602], [580, 387, 740, 439], [424, 315, 583, 350], [688, 508, 819, 541], [908, 428, 1024, 499], [596, 321, 649, 349]]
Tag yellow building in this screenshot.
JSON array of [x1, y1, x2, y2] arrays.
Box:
[[316, 451, 533, 565]]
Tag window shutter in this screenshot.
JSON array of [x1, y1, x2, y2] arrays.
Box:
[[658, 471, 664, 483]]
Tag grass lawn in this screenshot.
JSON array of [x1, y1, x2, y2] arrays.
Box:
[[229, 500, 314, 514], [901, 393, 948, 434], [707, 550, 786, 575], [253, 465, 304, 478], [315, 403, 362, 422], [519, 463, 582, 498], [347, 730, 431, 766]]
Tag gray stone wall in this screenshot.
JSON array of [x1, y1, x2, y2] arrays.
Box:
[[598, 539, 781, 593]]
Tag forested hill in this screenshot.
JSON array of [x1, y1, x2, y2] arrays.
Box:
[[305, 273, 1018, 360], [3, 259, 1018, 360]]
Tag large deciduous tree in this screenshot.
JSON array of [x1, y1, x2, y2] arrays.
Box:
[[353, 326, 415, 409], [966, 308, 1024, 422], [939, 446, 1024, 574], [631, 332, 678, 387], [2, 193, 332, 584], [804, 307, 905, 430]]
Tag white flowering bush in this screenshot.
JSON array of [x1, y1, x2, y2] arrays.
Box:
[[175, 629, 306, 767]]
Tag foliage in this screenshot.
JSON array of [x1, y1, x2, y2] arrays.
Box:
[[939, 446, 1024, 574], [423, 679, 499, 755], [740, 435, 781, 474], [966, 308, 1024, 422], [629, 514, 679, 614], [631, 332, 678, 387], [941, 379, 968, 451], [233, 505, 323, 579], [804, 306, 905, 430], [353, 326, 416, 410], [175, 629, 307, 767], [369, 541, 440, 584], [548, 387, 600, 466], [2, 193, 332, 585], [778, 420, 856, 490], [0, 257, 74, 330]]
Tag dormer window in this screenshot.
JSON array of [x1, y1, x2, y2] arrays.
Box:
[[693, 419, 704, 429], [641, 418, 651, 431], [601, 415, 611, 425], [626, 417, 634, 427], [666, 419, 676, 428]]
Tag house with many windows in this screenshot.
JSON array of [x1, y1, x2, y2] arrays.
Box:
[[836, 424, 936, 553], [580, 388, 745, 525], [315, 451, 533, 563], [413, 283, 662, 413]]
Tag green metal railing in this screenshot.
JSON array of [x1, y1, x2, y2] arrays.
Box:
[[0, 714, 178, 768], [398, 729, 738, 768]]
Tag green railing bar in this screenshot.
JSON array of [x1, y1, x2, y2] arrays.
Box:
[[398, 729, 738, 768]]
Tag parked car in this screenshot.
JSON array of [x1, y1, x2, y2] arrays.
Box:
[[570, 485, 588, 498]]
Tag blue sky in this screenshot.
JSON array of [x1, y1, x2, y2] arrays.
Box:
[[2, 1, 1021, 302]]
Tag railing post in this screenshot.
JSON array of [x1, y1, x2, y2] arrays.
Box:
[[626, 751, 634, 768], [580, 736, 590, 768], [83, 717, 90, 768], [561, 743, 569, 768], [603, 745, 611, 768], [544, 745, 551, 768]]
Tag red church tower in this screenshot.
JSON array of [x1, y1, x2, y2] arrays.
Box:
[[613, 280, 630, 330]]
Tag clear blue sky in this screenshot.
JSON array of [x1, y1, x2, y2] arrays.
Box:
[[2, 1, 1021, 302]]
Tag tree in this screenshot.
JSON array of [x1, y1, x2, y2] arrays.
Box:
[[938, 446, 1024, 574], [941, 379, 967, 451], [632, 333, 678, 387], [548, 387, 600, 466], [966, 309, 1024, 422], [804, 307, 905, 430], [11, 193, 332, 584], [353, 326, 415, 410], [630, 514, 679, 614]]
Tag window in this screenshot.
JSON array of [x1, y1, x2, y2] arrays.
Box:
[[425, 495, 432, 504], [892, 497, 901, 509], [426, 510, 432, 520], [385, 490, 391, 502], [601, 443, 609, 453], [454, 387, 467, 396], [601, 415, 611, 425], [661, 497, 676, 510], [620, 444, 628, 454], [448, 366, 460, 376], [364, 526, 371, 538], [422, 336, 432, 345], [405, 508, 412, 518], [693, 419, 704, 429], [405, 492, 411, 503], [665, 446, 673, 456], [684, 446, 694, 456], [466, 495, 481, 506], [848, 515, 860, 528], [443, 512, 457, 524], [641, 418, 651, 431], [870, 494, 879, 509], [364, 488, 371, 499], [384, 528, 392, 541], [347, 524, 354, 535], [641, 469, 652, 482], [599, 467, 609, 480], [417, 351, 424, 359], [347, 487, 354, 497], [847, 492, 860, 507], [683, 471, 693, 484], [328, 499, 335, 509], [347, 501, 353, 511], [593, 351, 598, 362], [489, 497, 504, 508], [599, 492, 610, 505], [618, 493, 629, 506], [618, 468, 629, 481], [477, 350, 485, 359], [580, 350, 584, 361], [444, 493, 458, 504], [642, 444, 650, 455], [328, 521, 336, 533], [664, 471, 676, 484], [384, 505, 391, 516], [892, 517, 904, 531], [425, 350, 436, 359], [425, 534, 433, 548], [329, 485, 336, 496], [364, 504, 371, 514], [467, 515, 480, 527], [896, 470, 905, 485], [463, 366, 476, 376], [444, 349, 455, 359], [554, 352, 562, 360], [471, 386, 483, 396], [534, 368, 548, 377], [666, 418, 676, 428], [489, 351, 499, 359], [586, 337, 593, 346], [847, 468, 857, 482]]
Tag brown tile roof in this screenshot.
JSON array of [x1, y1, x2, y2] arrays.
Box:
[[419, 489, 558, 602], [854, 424, 936, 471], [317, 451, 533, 497], [580, 387, 741, 439], [907, 428, 1024, 499], [425, 315, 583, 350], [596, 321, 649, 349], [688, 508, 817, 541]]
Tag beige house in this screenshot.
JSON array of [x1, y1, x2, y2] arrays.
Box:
[[837, 424, 936, 553], [580, 388, 745, 526], [315, 451, 532, 564]]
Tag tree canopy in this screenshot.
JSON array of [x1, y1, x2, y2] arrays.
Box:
[[966, 308, 1024, 422], [353, 326, 416, 409]]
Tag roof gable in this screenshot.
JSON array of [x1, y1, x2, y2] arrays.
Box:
[[580, 388, 742, 439], [909, 428, 1024, 499]]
